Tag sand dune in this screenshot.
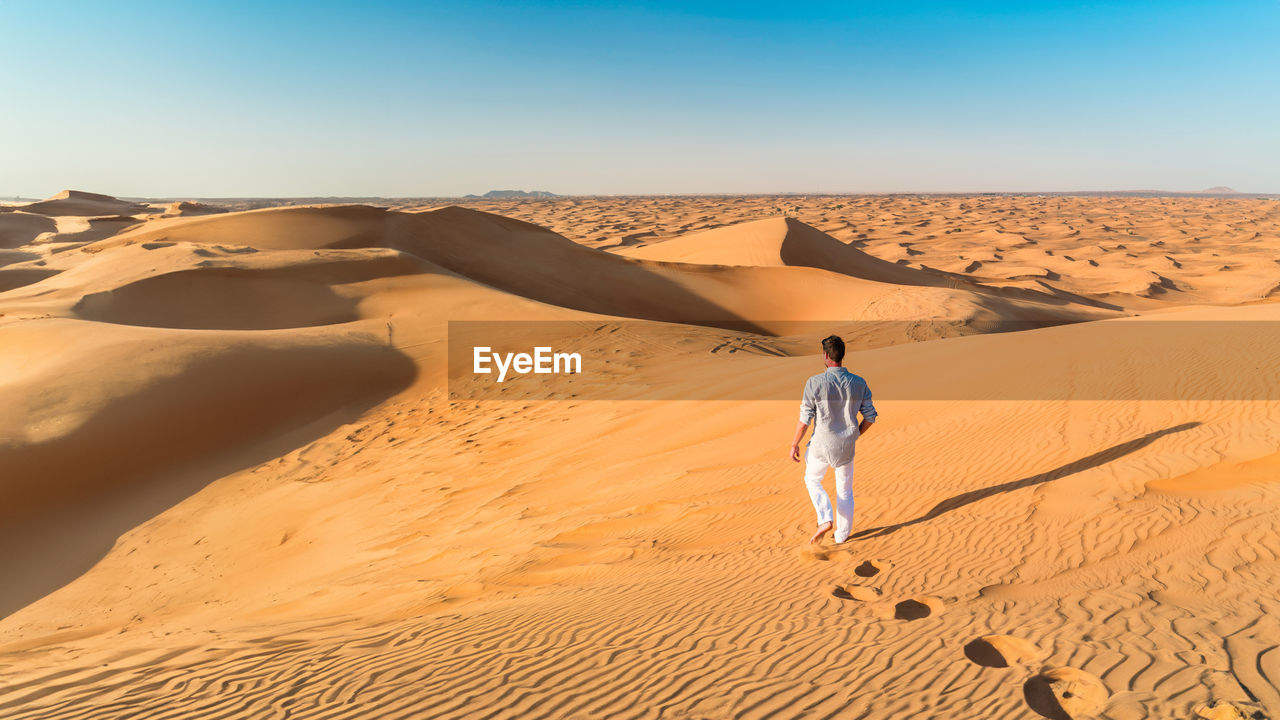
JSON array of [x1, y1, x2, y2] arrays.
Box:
[[618, 216, 952, 287], [16, 189, 151, 217], [617, 214, 1133, 315], [2, 194, 1279, 719], [94, 204, 1097, 336], [163, 200, 228, 216], [69, 247, 428, 330]]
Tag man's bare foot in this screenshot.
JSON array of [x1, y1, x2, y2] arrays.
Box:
[[809, 521, 833, 544]]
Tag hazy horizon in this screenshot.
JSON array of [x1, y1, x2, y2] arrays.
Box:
[[2, 1, 1277, 197], [4, 187, 1272, 202]]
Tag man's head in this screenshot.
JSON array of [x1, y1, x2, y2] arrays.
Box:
[[821, 335, 845, 366]]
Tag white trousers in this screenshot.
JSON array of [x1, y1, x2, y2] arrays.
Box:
[[803, 448, 855, 542]]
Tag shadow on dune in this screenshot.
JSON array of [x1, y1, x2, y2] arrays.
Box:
[[0, 343, 417, 622], [0, 267, 61, 293], [777, 216, 1125, 312], [0, 212, 57, 249], [849, 421, 1200, 542], [388, 208, 778, 334]]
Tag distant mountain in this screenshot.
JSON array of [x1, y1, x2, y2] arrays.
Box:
[[1200, 186, 1238, 194], [464, 190, 559, 199]]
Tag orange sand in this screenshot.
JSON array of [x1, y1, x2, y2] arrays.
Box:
[[1, 190, 1278, 719]]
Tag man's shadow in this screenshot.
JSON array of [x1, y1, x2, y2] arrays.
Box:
[[848, 421, 1200, 541]]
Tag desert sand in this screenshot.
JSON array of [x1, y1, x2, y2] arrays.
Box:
[[1, 190, 1278, 719]]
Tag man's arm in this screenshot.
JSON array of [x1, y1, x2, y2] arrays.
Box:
[[858, 382, 877, 439], [790, 421, 809, 462], [793, 378, 816, 462]]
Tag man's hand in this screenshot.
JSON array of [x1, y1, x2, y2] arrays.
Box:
[[790, 421, 809, 463]]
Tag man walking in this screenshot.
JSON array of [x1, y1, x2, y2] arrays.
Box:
[[790, 335, 877, 544]]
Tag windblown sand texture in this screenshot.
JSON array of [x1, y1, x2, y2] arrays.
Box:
[[1, 190, 1279, 719]]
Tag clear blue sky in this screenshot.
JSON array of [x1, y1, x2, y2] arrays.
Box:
[[1, 1, 1276, 197]]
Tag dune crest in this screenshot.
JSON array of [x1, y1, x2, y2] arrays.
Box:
[[619, 216, 950, 287], [17, 189, 151, 217]]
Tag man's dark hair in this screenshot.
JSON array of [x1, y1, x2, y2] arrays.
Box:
[[821, 335, 845, 363]]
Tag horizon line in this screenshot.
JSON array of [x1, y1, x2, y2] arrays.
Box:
[[4, 188, 1277, 202]]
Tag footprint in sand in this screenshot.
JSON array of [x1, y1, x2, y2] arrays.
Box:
[[892, 596, 945, 620], [1022, 666, 1109, 720], [963, 635, 1044, 668], [854, 560, 887, 577], [869, 595, 945, 621], [831, 584, 881, 601]]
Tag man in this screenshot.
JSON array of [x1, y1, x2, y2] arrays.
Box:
[[789, 335, 877, 544]]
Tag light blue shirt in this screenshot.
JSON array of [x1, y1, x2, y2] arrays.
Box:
[[799, 366, 877, 467]]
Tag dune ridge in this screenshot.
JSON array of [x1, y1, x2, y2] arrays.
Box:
[[15, 189, 151, 217]]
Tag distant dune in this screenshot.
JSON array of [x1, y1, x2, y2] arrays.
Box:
[[464, 189, 559, 199], [618, 216, 958, 285], [162, 200, 228, 217], [16, 189, 151, 217]]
